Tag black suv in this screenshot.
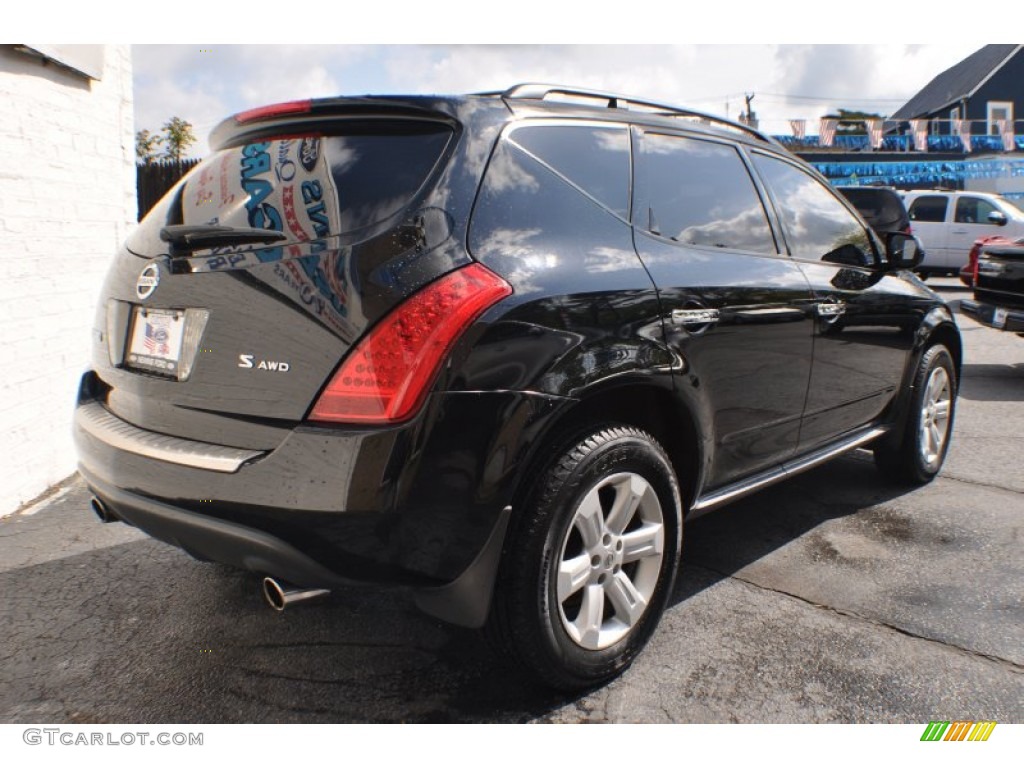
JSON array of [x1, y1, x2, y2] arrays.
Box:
[[75, 84, 961, 691], [836, 186, 912, 238]]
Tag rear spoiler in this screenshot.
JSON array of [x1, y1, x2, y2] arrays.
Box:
[[208, 96, 466, 151]]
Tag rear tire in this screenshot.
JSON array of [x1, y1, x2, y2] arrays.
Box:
[[487, 425, 682, 691], [874, 345, 957, 484]]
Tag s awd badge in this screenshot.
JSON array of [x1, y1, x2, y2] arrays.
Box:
[[239, 354, 291, 372]]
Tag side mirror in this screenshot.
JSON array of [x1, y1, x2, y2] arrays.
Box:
[[988, 210, 1008, 226], [885, 232, 924, 270]]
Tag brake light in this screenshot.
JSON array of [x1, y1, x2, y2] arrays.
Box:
[[308, 263, 512, 424], [234, 99, 313, 124]]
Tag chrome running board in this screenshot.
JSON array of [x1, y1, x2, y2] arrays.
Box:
[[691, 426, 888, 515]]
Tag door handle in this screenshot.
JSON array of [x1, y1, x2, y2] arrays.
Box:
[[815, 301, 846, 319], [671, 308, 720, 327]]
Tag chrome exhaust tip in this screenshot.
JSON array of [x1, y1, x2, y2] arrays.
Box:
[[261, 577, 330, 612], [90, 497, 116, 523]]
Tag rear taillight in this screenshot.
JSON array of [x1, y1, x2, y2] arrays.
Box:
[[308, 263, 512, 424], [234, 99, 313, 124]]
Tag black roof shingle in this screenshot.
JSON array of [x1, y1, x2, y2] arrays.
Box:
[[891, 44, 1022, 120]]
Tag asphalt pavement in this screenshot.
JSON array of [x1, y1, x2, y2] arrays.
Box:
[[1, 278, 1021, 723]]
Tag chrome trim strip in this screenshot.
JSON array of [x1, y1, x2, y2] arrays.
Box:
[[76, 401, 265, 473], [691, 426, 887, 513]]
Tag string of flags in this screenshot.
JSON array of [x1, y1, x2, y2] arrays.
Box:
[[812, 157, 1024, 189]]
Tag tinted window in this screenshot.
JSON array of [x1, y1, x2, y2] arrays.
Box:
[[955, 196, 998, 224], [634, 133, 775, 253], [837, 187, 908, 232], [753, 153, 874, 267], [128, 122, 453, 256], [908, 195, 949, 223], [508, 125, 630, 218]]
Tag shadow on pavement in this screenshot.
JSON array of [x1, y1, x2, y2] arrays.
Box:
[[0, 455, 921, 724], [671, 454, 916, 607]]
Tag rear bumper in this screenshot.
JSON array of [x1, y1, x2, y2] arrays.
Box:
[[960, 299, 1024, 332], [74, 372, 572, 622], [81, 468, 511, 627]]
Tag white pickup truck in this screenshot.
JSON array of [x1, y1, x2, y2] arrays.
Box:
[[902, 190, 1024, 277]]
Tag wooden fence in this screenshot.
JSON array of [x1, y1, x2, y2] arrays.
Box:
[[136, 159, 201, 221]]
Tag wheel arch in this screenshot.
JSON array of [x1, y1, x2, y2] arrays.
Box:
[[511, 381, 704, 516]]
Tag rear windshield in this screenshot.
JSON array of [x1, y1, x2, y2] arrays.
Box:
[[839, 188, 907, 230], [129, 121, 453, 256]]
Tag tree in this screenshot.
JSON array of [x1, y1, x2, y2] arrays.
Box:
[[822, 108, 886, 135], [161, 116, 197, 162], [135, 129, 163, 165]]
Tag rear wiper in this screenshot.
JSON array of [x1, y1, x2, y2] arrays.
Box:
[[159, 224, 287, 252]]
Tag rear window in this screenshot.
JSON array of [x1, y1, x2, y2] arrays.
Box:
[[908, 195, 948, 223], [129, 121, 453, 256], [838, 188, 907, 231]]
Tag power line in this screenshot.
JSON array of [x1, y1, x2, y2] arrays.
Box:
[[689, 91, 908, 104]]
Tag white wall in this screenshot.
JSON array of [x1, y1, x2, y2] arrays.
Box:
[[0, 45, 135, 514]]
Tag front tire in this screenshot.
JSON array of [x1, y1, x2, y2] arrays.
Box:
[[487, 425, 683, 691], [874, 344, 957, 484]]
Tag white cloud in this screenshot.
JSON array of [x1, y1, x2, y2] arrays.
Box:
[[132, 44, 990, 158]]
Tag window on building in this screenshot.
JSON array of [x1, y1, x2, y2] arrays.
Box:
[[987, 101, 1014, 136]]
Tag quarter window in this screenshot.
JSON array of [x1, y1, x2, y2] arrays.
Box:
[[752, 153, 875, 267], [508, 125, 630, 218], [633, 133, 775, 253], [908, 195, 949, 223]]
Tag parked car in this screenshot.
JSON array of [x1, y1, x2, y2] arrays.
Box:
[[836, 186, 912, 238], [961, 238, 1024, 335], [959, 235, 1024, 287], [903, 190, 1024, 277], [74, 84, 961, 691]]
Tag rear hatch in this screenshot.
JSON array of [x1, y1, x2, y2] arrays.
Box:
[[93, 102, 466, 447], [975, 242, 1024, 310]]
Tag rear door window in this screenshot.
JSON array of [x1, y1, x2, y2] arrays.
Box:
[[908, 195, 949, 223], [633, 132, 776, 254]]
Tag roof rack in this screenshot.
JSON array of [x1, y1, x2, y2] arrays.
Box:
[[497, 83, 774, 144]]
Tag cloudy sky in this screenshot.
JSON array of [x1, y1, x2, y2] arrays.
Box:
[[133, 43, 983, 157]]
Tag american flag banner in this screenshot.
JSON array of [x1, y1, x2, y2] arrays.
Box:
[[954, 119, 972, 153], [998, 119, 1015, 151], [865, 119, 883, 150], [789, 119, 806, 140], [911, 119, 929, 151], [819, 118, 838, 147], [144, 319, 170, 356]]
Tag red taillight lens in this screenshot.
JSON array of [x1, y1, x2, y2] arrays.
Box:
[[308, 263, 513, 424], [234, 99, 313, 124]]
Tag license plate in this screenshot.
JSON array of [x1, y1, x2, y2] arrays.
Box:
[[992, 307, 1008, 329], [127, 308, 186, 376]]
